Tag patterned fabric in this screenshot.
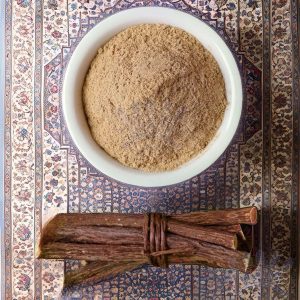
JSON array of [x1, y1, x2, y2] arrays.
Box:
[[2, 0, 299, 299]]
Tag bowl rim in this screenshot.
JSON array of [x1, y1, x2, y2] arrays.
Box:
[[62, 6, 243, 187]]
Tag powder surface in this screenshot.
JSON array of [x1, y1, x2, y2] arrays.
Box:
[[83, 24, 227, 172]]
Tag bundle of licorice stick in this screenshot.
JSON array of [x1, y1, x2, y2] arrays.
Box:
[[38, 207, 258, 288]]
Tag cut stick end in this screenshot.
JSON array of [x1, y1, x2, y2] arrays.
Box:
[[243, 254, 256, 273], [249, 207, 258, 225], [35, 245, 41, 259], [233, 235, 238, 250]]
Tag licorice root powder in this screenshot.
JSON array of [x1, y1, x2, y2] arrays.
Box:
[[83, 24, 227, 172]]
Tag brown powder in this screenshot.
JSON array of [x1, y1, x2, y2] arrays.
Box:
[[83, 24, 227, 172]]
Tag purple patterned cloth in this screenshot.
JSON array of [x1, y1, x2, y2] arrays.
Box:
[[2, 0, 299, 299]]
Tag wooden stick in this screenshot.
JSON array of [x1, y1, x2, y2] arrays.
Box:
[[169, 251, 251, 272], [42, 225, 143, 246], [168, 234, 251, 272], [207, 224, 242, 233], [38, 234, 250, 272], [40, 215, 240, 250], [63, 241, 252, 288], [38, 236, 194, 262], [43, 207, 257, 238], [64, 260, 145, 288], [207, 224, 246, 240], [167, 220, 238, 249], [38, 243, 145, 261], [171, 207, 257, 225], [43, 213, 144, 232]]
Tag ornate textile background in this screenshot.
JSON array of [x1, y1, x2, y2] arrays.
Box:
[[2, 0, 299, 299]]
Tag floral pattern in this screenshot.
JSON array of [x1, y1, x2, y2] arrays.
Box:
[[270, 0, 294, 297], [240, 0, 262, 68], [7, 0, 36, 298], [3, 0, 299, 299], [43, 0, 68, 64], [43, 131, 68, 217]]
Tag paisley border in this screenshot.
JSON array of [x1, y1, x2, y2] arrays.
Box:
[[261, 0, 272, 298], [0, 1, 5, 298], [33, 0, 43, 298], [4, 0, 12, 298], [290, 0, 300, 298]]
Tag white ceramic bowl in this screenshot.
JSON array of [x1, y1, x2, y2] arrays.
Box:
[[63, 7, 242, 187]]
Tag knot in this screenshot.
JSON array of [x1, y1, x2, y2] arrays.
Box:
[[143, 213, 168, 268]]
